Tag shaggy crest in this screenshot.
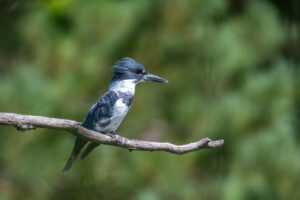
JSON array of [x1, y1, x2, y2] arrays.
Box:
[[112, 57, 146, 73]]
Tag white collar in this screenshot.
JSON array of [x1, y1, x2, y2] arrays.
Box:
[[109, 79, 136, 94]]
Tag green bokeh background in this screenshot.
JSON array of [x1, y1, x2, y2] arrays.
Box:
[[0, 0, 299, 199]]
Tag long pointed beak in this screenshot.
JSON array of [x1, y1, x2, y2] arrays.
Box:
[[143, 73, 168, 83]]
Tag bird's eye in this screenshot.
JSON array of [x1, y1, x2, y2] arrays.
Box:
[[136, 69, 143, 74]]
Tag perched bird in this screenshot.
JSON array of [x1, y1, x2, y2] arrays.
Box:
[[63, 57, 168, 172]]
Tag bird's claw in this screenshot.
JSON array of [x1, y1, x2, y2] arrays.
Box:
[[107, 132, 117, 138]]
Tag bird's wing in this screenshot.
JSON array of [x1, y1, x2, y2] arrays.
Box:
[[63, 91, 119, 172], [82, 90, 119, 130]]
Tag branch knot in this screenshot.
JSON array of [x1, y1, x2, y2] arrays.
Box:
[[15, 124, 36, 131]]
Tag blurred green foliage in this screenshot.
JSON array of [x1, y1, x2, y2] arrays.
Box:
[[0, 0, 299, 199]]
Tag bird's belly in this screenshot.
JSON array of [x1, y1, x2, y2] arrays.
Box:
[[94, 115, 127, 133], [104, 115, 126, 133]]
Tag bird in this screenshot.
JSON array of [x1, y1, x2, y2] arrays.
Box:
[[62, 57, 168, 172]]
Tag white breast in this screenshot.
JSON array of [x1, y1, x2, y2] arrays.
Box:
[[104, 98, 130, 133], [101, 79, 137, 133], [113, 98, 129, 117]]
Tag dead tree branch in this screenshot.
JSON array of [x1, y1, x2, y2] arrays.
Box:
[[0, 112, 224, 154]]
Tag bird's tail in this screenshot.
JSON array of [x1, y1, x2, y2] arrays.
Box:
[[62, 137, 87, 173], [80, 142, 100, 160]]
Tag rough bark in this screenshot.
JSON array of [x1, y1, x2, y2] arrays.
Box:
[[0, 112, 224, 154]]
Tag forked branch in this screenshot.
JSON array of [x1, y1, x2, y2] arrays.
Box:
[[0, 112, 224, 154]]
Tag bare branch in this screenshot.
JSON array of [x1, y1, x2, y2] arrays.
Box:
[[0, 112, 224, 154]]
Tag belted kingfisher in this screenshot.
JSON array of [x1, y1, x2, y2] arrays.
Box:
[[63, 57, 168, 172]]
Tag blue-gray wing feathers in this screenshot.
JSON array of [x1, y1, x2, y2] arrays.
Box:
[[82, 91, 119, 130], [63, 91, 119, 172]]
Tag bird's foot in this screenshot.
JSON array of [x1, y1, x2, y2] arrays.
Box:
[[107, 132, 117, 138]]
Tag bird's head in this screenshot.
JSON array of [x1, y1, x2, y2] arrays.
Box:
[[111, 57, 168, 84]]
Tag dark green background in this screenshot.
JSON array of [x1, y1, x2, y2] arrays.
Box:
[[0, 0, 299, 199]]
